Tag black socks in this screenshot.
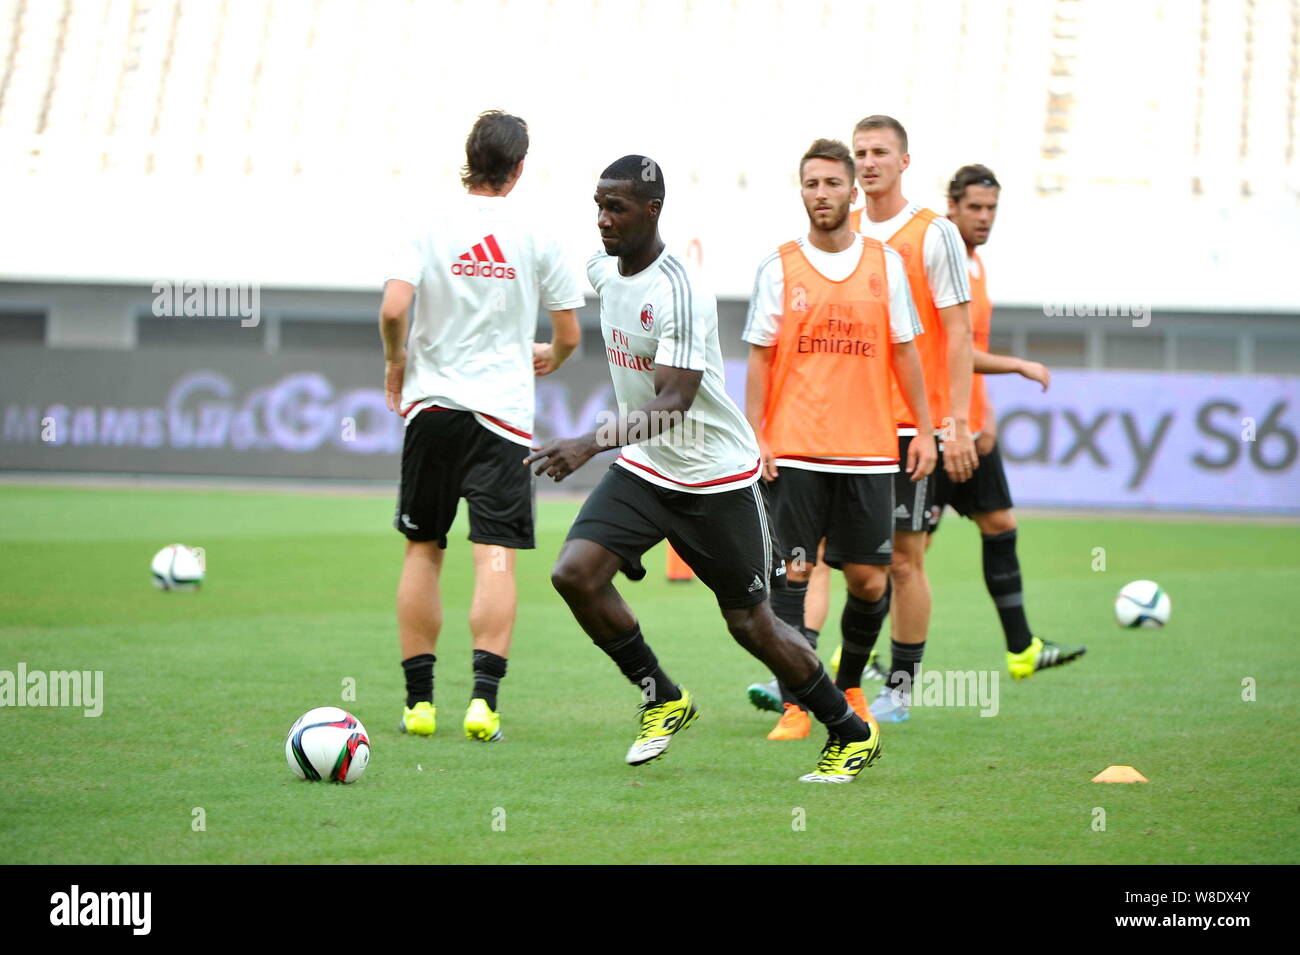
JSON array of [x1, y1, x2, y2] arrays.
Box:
[[598, 625, 681, 705], [791, 667, 871, 742], [772, 581, 814, 708], [471, 649, 508, 710], [887, 639, 924, 692], [835, 582, 891, 691], [402, 652, 436, 709], [403, 650, 510, 711], [982, 529, 1033, 654]]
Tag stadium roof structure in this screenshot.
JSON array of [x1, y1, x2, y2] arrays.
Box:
[[1, 0, 1297, 311]]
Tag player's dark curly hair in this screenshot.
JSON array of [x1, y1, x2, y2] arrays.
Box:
[[948, 164, 1001, 201], [461, 110, 529, 190]]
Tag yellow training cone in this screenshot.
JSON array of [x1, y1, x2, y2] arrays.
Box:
[[1092, 765, 1149, 783]]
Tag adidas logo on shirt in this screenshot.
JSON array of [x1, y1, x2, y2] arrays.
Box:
[[450, 234, 517, 279]]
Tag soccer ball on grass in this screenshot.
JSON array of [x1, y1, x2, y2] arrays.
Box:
[[150, 544, 204, 591], [285, 707, 371, 783], [1114, 579, 1171, 629]]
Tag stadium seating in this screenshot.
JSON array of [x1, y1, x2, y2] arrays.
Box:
[[0, 0, 1296, 304]]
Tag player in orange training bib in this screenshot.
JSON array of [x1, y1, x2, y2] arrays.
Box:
[[741, 139, 935, 740], [933, 164, 1086, 680]]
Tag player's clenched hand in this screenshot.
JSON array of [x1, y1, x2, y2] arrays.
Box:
[[1019, 359, 1050, 392], [974, 426, 997, 457], [943, 422, 979, 483], [907, 431, 937, 482], [532, 342, 560, 377], [524, 435, 600, 482], [384, 357, 406, 413]]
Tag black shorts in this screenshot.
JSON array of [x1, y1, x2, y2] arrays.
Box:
[[932, 439, 1015, 531], [567, 464, 777, 611], [394, 408, 535, 549], [893, 434, 940, 533], [766, 467, 894, 568]]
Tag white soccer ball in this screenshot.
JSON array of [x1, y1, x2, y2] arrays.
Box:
[[1114, 579, 1171, 629], [285, 707, 371, 783], [150, 544, 204, 592]]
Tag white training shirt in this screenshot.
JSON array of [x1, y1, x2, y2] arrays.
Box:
[[385, 193, 586, 445], [587, 246, 761, 494], [852, 201, 971, 310], [740, 234, 922, 474]]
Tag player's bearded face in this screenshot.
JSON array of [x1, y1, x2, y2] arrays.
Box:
[[852, 129, 906, 197], [800, 159, 853, 231]]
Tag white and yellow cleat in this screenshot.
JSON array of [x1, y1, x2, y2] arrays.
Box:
[[399, 701, 436, 736], [626, 689, 699, 766], [463, 698, 503, 742], [799, 730, 883, 783]]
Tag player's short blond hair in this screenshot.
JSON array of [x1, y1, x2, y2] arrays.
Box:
[[853, 115, 908, 154]]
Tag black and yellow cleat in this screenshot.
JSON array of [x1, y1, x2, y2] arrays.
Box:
[[798, 729, 883, 783]]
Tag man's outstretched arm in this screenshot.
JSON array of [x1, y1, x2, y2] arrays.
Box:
[[524, 364, 703, 481], [972, 351, 1050, 390]]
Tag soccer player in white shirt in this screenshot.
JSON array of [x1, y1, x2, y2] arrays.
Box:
[[846, 114, 977, 722], [525, 155, 881, 783], [379, 111, 584, 743]]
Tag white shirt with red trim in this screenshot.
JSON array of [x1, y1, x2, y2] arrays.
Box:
[[588, 247, 761, 494], [386, 193, 586, 445]]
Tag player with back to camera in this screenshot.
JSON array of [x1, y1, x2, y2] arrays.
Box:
[[525, 155, 882, 783], [740, 138, 936, 742], [379, 110, 585, 743], [936, 163, 1086, 678]]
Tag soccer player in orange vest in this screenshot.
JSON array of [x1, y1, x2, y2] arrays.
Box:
[[742, 139, 937, 740], [936, 164, 1087, 678], [844, 115, 978, 722]]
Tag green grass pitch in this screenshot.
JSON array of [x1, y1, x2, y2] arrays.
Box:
[[1, 482, 1297, 864]]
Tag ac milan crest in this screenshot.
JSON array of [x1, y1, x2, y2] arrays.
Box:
[[869, 273, 884, 297], [640, 304, 654, 330]]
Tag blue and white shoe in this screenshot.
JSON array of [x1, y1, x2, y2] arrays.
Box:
[[747, 679, 782, 713], [870, 686, 911, 723]]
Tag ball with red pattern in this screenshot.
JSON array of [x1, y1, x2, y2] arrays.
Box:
[[285, 707, 371, 783]]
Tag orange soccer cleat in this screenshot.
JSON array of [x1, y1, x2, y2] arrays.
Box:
[[767, 702, 811, 741]]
